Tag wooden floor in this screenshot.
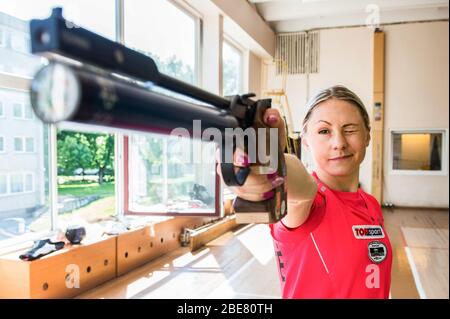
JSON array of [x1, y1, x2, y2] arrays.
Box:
[[77, 223, 281, 299], [384, 207, 449, 299], [78, 208, 448, 299]]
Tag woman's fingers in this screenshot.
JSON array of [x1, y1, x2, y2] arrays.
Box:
[[229, 186, 276, 202], [216, 161, 285, 202], [215, 147, 249, 167]]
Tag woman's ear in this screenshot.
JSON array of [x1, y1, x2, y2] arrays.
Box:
[[365, 131, 371, 147]]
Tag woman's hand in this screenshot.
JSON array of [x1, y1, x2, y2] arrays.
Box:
[[216, 108, 287, 202]]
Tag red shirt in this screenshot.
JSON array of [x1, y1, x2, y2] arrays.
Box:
[[269, 172, 392, 299]]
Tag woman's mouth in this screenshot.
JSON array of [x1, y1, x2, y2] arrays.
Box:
[[329, 154, 353, 161]]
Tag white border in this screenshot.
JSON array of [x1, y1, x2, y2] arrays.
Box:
[[389, 128, 448, 176]]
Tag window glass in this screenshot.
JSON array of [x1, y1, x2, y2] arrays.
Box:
[[392, 132, 444, 171], [124, 0, 217, 215], [222, 40, 243, 96], [0, 0, 114, 243]]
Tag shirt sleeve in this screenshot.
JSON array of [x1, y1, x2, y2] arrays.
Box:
[[269, 190, 325, 244]]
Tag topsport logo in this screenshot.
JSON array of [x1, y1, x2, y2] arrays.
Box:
[[352, 225, 385, 239]]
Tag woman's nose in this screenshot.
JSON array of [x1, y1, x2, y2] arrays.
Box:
[[331, 132, 348, 150]]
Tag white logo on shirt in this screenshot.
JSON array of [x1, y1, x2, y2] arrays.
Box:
[[352, 225, 385, 239]]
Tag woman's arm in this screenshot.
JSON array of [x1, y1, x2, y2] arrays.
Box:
[[282, 153, 318, 229]]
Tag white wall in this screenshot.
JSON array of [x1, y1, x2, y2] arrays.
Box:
[[274, 21, 449, 208], [248, 51, 262, 98], [273, 27, 374, 192], [383, 21, 449, 208]]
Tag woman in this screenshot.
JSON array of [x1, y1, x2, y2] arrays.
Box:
[[220, 85, 392, 299]]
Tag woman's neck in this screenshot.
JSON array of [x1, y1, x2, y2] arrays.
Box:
[[315, 168, 360, 192]]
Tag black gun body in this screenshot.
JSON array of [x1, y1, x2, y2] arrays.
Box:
[[28, 8, 288, 224], [30, 7, 230, 110], [32, 64, 239, 135]]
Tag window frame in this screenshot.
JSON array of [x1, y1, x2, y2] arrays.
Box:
[[123, 136, 221, 218], [121, 1, 220, 218], [12, 136, 35, 153], [0, 0, 221, 248], [389, 128, 448, 176], [11, 101, 33, 120]]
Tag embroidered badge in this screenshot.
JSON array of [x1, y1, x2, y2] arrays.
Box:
[[352, 225, 385, 239], [368, 241, 387, 263]]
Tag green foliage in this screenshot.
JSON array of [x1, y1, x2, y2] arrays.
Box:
[[57, 130, 114, 184], [57, 131, 93, 175]]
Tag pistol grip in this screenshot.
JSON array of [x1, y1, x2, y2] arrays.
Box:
[[233, 183, 287, 224]]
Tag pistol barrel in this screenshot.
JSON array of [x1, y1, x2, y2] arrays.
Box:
[[30, 63, 239, 135]]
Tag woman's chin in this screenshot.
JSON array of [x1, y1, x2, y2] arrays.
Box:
[[324, 165, 356, 177]]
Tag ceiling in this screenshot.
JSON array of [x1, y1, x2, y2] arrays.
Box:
[[248, 0, 449, 32]]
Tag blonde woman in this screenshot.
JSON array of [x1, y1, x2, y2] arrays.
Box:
[[220, 85, 392, 299]]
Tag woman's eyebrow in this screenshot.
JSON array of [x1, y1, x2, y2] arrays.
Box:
[[343, 123, 359, 127], [315, 120, 332, 125], [314, 120, 359, 127]]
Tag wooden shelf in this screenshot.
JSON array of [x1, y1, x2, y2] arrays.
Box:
[[0, 236, 116, 298], [0, 215, 233, 298]]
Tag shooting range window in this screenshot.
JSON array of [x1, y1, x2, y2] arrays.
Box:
[[124, 0, 199, 85], [0, 175, 7, 195], [222, 39, 244, 96], [122, 1, 218, 217], [127, 134, 217, 215], [391, 130, 448, 175], [3, 3, 119, 246], [0, 136, 4, 152]]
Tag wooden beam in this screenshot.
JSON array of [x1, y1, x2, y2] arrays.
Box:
[[371, 30, 385, 203], [189, 215, 239, 251]]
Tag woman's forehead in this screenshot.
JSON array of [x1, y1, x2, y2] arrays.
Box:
[[309, 99, 363, 123]]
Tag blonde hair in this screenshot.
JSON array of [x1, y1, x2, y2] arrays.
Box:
[[301, 85, 371, 136]]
